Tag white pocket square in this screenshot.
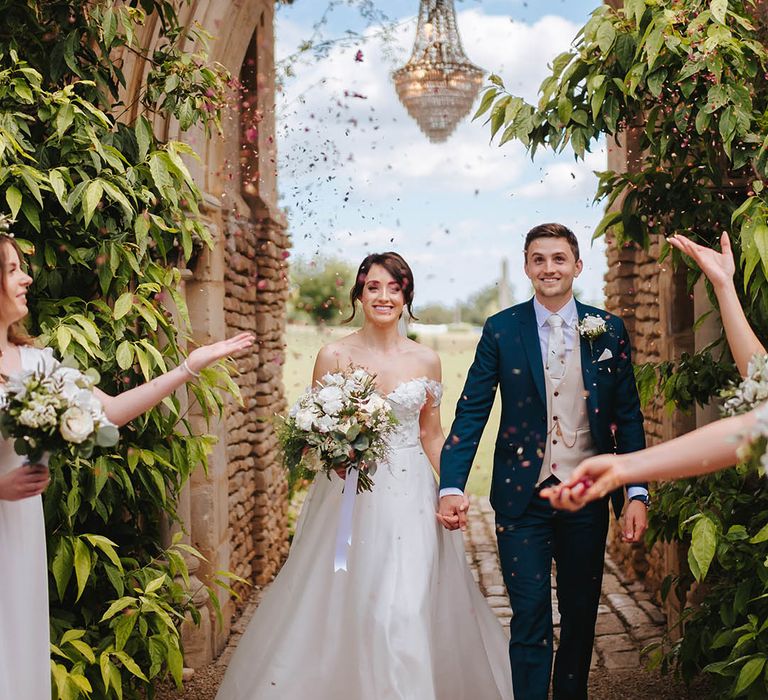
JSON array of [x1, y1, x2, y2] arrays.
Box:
[[597, 348, 613, 362]]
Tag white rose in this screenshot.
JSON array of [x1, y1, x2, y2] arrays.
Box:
[[60, 406, 95, 444], [742, 379, 759, 404], [321, 372, 345, 387], [361, 394, 387, 415], [352, 368, 369, 382], [317, 386, 344, 415], [316, 415, 337, 433], [294, 408, 316, 432]]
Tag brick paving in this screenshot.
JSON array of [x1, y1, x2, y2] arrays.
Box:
[[462, 496, 665, 673]]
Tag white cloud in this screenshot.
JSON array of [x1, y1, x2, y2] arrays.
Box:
[[275, 7, 609, 306]]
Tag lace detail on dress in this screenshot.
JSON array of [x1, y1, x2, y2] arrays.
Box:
[[385, 378, 443, 449]]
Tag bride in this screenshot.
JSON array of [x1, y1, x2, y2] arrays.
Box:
[[215, 252, 513, 699]]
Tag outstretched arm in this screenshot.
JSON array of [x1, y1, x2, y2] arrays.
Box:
[[95, 333, 254, 427], [541, 409, 757, 510], [669, 232, 764, 376]]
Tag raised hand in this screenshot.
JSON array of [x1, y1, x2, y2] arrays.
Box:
[[668, 231, 735, 290], [540, 454, 626, 511], [0, 465, 50, 501], [186, 332, 255, 373], [437, 493, 470, 531]]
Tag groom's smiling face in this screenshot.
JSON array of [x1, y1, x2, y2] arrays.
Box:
[[524, 237, 583, 305]]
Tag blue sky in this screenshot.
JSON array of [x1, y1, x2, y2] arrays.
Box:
[[275, 0, 608, 307]]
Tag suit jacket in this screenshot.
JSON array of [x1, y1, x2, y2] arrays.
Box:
[[439, 298, 647, 519]]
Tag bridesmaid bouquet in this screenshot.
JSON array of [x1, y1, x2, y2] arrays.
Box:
[[0, 360, 119, 463], [722, 353, 768, 471], [277, 366, 398, 492]]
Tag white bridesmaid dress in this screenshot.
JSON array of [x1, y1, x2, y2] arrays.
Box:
[[0, 346, 53, 700]]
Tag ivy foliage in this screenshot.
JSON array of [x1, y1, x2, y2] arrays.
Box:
[[479, 1, 768, 696], [0, 1, 240, 698]]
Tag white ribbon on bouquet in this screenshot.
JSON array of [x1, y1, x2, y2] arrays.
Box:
[[333, 467, 360, 572]]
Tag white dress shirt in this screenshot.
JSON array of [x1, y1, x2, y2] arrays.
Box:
[[440, 296, 647, 502]]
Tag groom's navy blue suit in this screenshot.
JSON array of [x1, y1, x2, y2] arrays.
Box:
[[440, 298, 646, 700]]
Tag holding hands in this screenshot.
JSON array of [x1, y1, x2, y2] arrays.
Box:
[[437, 493, 471, 531]]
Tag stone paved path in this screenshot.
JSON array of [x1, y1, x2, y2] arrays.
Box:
[[463, 497, 666, 674]]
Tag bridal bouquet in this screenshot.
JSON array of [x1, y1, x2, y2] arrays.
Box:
[[0, 359, 119, 463], [277, 366, 398, 492]]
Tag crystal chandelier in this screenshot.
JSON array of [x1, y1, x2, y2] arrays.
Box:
[[393, 0, 484, 143]]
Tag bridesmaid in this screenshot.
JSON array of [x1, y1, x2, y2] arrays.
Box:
[[0, 232, 254, 700], [541, 232, 767, 508]]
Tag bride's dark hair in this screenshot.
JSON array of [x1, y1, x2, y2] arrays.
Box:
[[344, 252, 417, 324]]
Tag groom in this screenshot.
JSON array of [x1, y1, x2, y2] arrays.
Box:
[[438, 223, 648, 700]]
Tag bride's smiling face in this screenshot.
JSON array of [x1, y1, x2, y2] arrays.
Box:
[[360, 264, 405, 325]]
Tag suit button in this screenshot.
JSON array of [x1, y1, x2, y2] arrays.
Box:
[[554, 391, 559, 397], [552, 463, 558, 470], [553, 440, 558, 445], [553, 416, 558, 420]]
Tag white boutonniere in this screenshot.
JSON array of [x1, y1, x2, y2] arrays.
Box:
[[577, 314, 608, 341]]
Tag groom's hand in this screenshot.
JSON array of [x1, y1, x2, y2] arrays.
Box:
[[621, 499, 648, 543], [437, 494, 470, 531]]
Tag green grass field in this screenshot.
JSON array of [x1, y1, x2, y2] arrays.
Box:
[[282, 324, 501, 496]]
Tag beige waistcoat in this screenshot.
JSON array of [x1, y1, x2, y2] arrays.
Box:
[[537, 337, 598, 485]]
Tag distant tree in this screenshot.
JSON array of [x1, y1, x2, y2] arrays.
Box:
[[459, 283, 506, 325], [414, 303, 454, 325], [289, 257, 356, 325]]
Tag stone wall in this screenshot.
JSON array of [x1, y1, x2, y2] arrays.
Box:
[[224, 210, 290, 600], [602, 128, 696, 613]]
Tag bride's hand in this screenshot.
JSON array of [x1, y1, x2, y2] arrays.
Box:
[[185, 332, 255, 374], [668, 232, 735, 290], [0, 465, 50, 501]]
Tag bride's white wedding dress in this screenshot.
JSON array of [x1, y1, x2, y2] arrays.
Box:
[[216, 378, 513, 700], [0, 346, 52, 700]]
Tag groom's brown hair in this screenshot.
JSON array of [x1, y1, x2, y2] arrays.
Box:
[[524, 223, 580, 261]]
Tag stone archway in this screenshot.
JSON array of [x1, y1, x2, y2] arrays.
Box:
[[115, 0, 291, 665]]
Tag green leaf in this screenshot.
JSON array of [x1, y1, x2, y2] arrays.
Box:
[[82, 180, 103, 226], [67, 639, 96, 664], [48, 170, 68, 209], [20, 197, 40, 232], [473, 88, 498, 121], [135, 116, 153, 161], [56, 326, 72, 354], [55, 103, 75, 138], [100, 596, 137, 622], [112, 650, 149, 681], [733, 656, 765, 695], [645, 26, 664, 70], [5, 186, 22, 219], [751, 522, 768, 544], [51, 538, 74, 601], [710, 0, 727, 24], [596, 21, 616, 53], [116, 340, 134, 370], [73, 537, 92, 602], [113, 292, 133, 320], [689, 516, 717, 581], [103, 6, 118, 49]]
